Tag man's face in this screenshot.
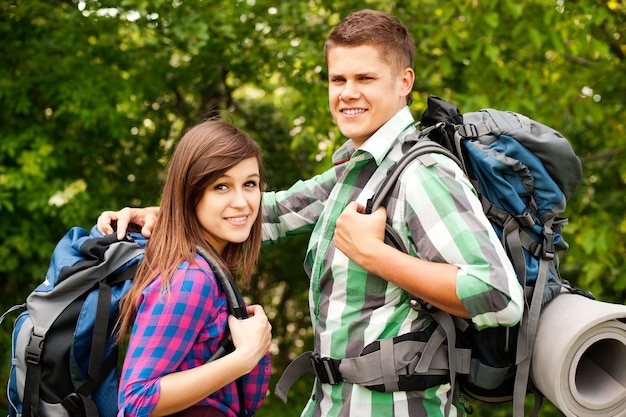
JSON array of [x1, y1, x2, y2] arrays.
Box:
[[327, 44, 414, 148]]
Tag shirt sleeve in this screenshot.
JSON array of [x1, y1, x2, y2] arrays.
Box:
[[262, 164, 343, 242], [118, 263, 219, 417], [402, 153, 524, 329]]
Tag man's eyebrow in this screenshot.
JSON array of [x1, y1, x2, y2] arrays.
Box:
[[329, 71, 377, 78]]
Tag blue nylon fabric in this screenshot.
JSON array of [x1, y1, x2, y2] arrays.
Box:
[[464, 134, 566, 219], [8, 313, 28, 415], [463, 135, 566, 286], [35, 227, 92, 292]]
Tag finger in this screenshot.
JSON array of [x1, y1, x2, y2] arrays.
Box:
[[227, 314, 243, 333], [141, 215, 156, 238], [97, 212, 115, 235], [115, 208, 132, 240], [246, 304, 266, 318], [116, 220, 129, 240], [344, 201, 362, 213]]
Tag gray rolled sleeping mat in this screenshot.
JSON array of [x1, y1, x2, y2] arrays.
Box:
[[532, 291, 626, 417]]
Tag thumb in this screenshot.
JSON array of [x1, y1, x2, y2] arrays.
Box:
[[372, 206, 387, 219], [344, 201, 363, 213]]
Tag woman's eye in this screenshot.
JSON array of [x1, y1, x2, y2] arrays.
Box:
[[245, 181, 258, 188], [214, 183, 228, 191]]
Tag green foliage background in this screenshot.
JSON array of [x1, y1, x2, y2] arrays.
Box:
[[1, 0, 625, 416]]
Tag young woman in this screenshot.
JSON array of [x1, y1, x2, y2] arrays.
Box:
[[116, 120, 272, 417]]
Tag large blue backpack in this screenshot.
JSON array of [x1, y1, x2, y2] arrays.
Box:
[[1, 226, 147, 417], [2, 226, 248, 417], [366, 95, 591, 416]]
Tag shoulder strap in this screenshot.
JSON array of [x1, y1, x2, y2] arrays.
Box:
[[365, 138, 462, 219], [196, 245, 248, 364], [196, 245, 248, 320], [364, 139, 467, 416], [365, 139, 460, 252], [195, 246, 249, 417]]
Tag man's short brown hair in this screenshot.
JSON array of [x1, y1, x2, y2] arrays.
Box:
[[324, 9, 415, 74]]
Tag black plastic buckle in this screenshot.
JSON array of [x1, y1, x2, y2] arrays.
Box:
[[516, 210, 536, 228], [458, 123, 479, 138], [25, 332, 44, 365], [542, 232, 555, 260], [567, 285, 595, 300], [62, 393, 83, 412], [310, 353, 341, 385]]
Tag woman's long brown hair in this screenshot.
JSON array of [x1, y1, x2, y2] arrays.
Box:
[[116, 120, 264, 341]]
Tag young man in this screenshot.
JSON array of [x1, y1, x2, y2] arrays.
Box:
[[99, 9, 523, 417]]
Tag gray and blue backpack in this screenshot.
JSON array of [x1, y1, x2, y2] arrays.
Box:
[[368, 95, 591, 416], [2, 226, 248, 417], [2, 226, 147, 417]]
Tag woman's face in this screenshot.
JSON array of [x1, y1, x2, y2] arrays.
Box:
[[195, 157, 261, 254]]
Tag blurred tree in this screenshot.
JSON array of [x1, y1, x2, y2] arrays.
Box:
[[1, 0, 624, 416]]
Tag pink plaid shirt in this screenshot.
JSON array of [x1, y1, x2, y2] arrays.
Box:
[[118, 255, 270, 417]]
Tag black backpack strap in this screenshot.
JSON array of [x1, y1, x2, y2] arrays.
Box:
[[196, 245, 250, 417], [366, 139, 461, 216], [196, 246, 248, 320], [365, 138, 462, 252], [236, 378, 248, 417], [62, 392, 100, 417], [61, 263, 139, 417], [23, 330, 45, 417], [23, 326, 107, 417], [196, 245, 248, 363]]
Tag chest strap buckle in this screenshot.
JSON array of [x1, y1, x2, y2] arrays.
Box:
[[310, 353, 342, 385]]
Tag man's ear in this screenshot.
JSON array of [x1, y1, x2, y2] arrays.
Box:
[[400, 67, 415, 97]]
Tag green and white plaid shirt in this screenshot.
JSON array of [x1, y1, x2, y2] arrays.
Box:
[[262, 107, 523, 417]]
